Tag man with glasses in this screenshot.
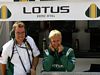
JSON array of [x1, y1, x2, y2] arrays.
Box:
[[1, 21, 40, 75]]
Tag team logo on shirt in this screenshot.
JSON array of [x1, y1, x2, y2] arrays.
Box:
[[85, 3, 100, 18], [0, 5, 11, 19]]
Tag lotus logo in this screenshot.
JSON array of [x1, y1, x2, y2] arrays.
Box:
[[0, 5, 11, 19], [85, 3, 100, 18]]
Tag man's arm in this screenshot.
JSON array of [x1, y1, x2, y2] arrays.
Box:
[[31, 55, 40, 75], [31, 56, 39, 75], [32, 56, 39, 70], [1, 64, 6, 75], [60, 48, 76, 72]]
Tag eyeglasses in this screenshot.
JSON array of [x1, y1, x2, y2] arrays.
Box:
[[15, 31, 25, 35]]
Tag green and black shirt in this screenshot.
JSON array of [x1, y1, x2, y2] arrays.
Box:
[[43, 47, 76, 72]]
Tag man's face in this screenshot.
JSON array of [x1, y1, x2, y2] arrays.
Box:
[[50, 35, 62, 49], [15, 27, 25, 44]]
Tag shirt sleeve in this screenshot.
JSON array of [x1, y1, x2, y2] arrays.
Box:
[[60, 48, 76, 72], [1, 42, 11, 64], [26, 36, 40, 57]]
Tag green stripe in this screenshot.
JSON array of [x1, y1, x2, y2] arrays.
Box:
[[7, 57, 14, 75], [85, 7, 89, 17], [7, 7, 11, 18], [14, 0, 20, 1], [97, 7, 100, 17]]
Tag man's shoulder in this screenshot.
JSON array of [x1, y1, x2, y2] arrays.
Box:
[[64, 46, 69, 50], [63, 46, 73, 52], [26, 36, 35, 44], [26, 36, 33, 41], [26, 35, 32, 39], [2, 39, 14, 53], [3, 39, 14, 48]]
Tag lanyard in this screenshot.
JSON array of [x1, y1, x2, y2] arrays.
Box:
[[25, 42, 32, 69], [15, 42, 32, 73]]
